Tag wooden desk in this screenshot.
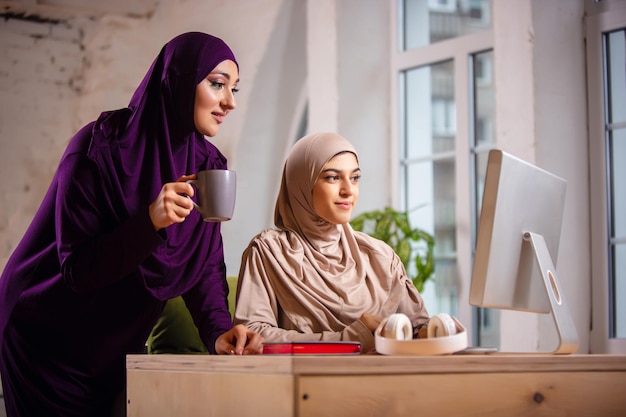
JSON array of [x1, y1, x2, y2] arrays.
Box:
[[126, 354, 626, 417]]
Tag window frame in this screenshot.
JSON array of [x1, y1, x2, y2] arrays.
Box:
[[586, 1, 626, 354], [390, 0, 493, 340]]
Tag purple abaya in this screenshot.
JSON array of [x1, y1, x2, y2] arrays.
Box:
[[0, 32, 236, 416]]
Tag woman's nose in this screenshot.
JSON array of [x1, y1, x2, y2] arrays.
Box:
[[223, 91, 237, 110], [340, 181, 354, 196]]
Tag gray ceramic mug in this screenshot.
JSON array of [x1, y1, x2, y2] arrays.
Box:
[[186, 169, 236, 222]]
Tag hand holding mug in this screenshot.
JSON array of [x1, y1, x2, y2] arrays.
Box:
[[149, 175, 196, 231]]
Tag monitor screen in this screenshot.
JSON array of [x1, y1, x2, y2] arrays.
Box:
[[469, 149, 578, 354]]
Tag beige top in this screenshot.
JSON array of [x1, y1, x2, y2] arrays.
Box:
[[234, 132, 429, 353]]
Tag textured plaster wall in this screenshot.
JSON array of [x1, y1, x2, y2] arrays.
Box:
[[0, 15, 87, 269]]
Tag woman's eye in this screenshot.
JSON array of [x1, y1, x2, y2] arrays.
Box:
[[210, 81, 225, 90], [351, 175, 361, 183], [325, 175, 340, 182], [231, 87, 240, 95]]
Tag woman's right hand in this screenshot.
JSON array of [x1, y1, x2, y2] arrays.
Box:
[[149, 175, 196, 231]]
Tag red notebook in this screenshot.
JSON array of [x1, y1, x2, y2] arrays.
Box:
[[262, 341, 362, 355]]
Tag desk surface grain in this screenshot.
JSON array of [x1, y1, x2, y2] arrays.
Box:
[[126, 353, 626, 375], [127, 354, 626, 417]]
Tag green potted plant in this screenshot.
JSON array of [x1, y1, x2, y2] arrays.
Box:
[[350, 207, 435, 292]]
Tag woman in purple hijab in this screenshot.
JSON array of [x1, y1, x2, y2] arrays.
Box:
[[0, 32, 262, 417]]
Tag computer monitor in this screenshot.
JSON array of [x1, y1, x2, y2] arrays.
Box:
[[469, 149, 578, 354]]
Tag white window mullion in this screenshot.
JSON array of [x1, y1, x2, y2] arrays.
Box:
[[454, 49, 473, 333]]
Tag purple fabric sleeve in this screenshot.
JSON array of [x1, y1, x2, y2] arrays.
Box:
[[182, 239, 233, 354], [56, 153, 163, 293]]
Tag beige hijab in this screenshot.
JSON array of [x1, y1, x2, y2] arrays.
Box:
[[235, 132, 428, 347]]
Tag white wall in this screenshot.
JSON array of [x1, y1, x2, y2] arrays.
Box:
[[493, 0, 590, 353], [336, 0, 392, 213]]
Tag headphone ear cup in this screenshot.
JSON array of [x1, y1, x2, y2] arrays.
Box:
[[381, 313, 412, 340], [427, 313, 457, 338]]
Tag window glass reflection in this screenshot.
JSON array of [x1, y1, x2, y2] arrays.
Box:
[[611, 128, 626, 238], [401, 0, 492, 50], [607, 30, 626, 124], [614, 244, 626, 338], [404, 60, 455, 160]]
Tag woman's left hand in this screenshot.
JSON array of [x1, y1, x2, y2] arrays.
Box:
[[215, 324, 264, 355], [360, 313, 383, 333]]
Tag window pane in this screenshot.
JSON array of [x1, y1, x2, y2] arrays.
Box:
[[611, 128, 626, 238], [406, 162, 434, 224], [433, 158, 458, 316], [432, 158, 456, 260], [406, 159, 458, 316], [472, 49, 496, 221], [607, 30, 626, 124], [471, 49, 495, 257], [404, 60, 455, 161], [609, 128, 626, 339], [401, 0, 492, 50], [474, 50, 496, 147], [614, 243, 626, 338]]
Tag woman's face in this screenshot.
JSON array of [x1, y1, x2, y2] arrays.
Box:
[[194, 59, 239, 137], [312, 152, 360, 225]]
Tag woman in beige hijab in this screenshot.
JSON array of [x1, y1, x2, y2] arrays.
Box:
[[234, 132, 430, 353]]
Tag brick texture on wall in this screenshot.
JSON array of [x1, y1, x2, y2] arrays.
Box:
[[0, 14, 89, 268], [0, 0, 280, 275]]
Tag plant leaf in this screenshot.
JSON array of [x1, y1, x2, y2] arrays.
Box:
[[350, 206, 436, 293], [397, 239, 411, 266]]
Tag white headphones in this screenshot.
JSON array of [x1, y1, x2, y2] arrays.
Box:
[[376, 313, 468, 355], [427, 313, 458, 338], [381, 313, 413, 340]]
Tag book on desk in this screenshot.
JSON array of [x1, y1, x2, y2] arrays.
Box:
[[262, 341, 362, 355]]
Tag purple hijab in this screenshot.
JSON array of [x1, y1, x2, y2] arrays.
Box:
[[84, 31, 237, 298], [0, 32, 236, 416]]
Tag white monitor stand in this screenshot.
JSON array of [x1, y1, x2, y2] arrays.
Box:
[[524, 231, 578, 354]]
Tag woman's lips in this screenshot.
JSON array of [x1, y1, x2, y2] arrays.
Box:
[[212, 113, 224, 124]]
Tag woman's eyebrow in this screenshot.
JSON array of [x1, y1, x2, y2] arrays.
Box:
[[321, 167, 361, 174], [210, 72, 240, 83]]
